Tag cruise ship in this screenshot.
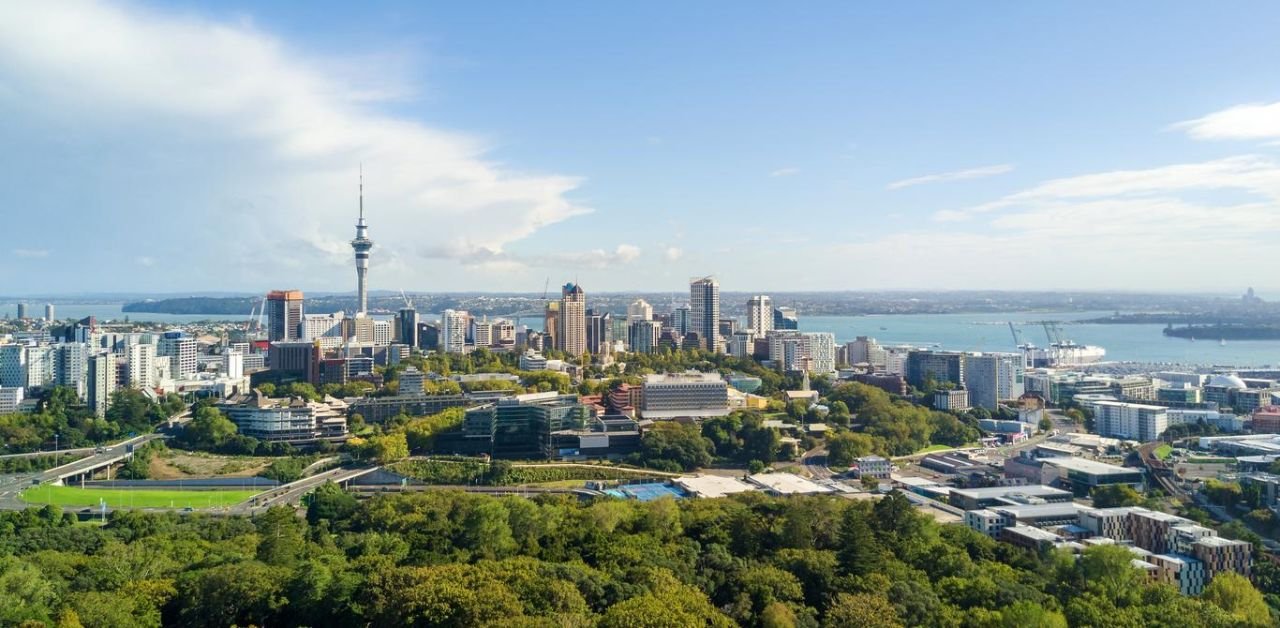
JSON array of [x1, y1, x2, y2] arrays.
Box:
[[1022, 341, 1106, 368]]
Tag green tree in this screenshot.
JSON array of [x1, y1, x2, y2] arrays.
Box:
[[255, 506, 307, 566], [173, 561, 288, 628], [826, 431, 875, 467], [307, 481, 359, 526], [824, 592, 902, 628], [368, 432, 409, 464], [1201, 572, 1271, 626], [181, 405, 238, 451], [1091, 484, 1144, 508]]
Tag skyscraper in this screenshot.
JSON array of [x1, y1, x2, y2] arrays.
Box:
[[350, 169, 374, 315], [689, 276, 720, 351], [267, 290, 304, 342], [441, 309, 468, 354], [747, 295, 773, 338], [44, 303, 55, 322], [87, 352, 116, 418], [158, 330, 197, 379], [15, 303, 27, 320], [558, 283, 587, 357], [627, 299, 653, 322], [397, 307, 419, 348], [586, 308, 612, 355], [773, 306, 799, 330], [543, 302, 560, 351]]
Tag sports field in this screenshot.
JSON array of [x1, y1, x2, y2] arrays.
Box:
[[20, 485, 261, 509]]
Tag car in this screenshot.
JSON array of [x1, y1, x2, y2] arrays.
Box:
[[182, 507, 194, 512], [94, 447, 106, 454]]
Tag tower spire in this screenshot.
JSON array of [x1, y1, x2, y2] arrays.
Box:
[[351, 164, 374, 316], [359, 163, 364, 221]]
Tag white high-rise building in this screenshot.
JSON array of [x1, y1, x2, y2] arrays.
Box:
[[87, 352, 116, 417], [44, 303, 55, 322], [473, 318, 494, 347], [441, 309, 469, 354], [1094, 401, 1169, 442], [767, 331, 836, 374], [689, 277, 721, 351], [373, 320, 393, 346], [302, 312, 346, 342], [223, 349, 244, 379], [158, 331, 197, 379], [747, 295, 774, 339], [627, 299, 653, 322], [24, 345, 55, 390], [127, 343, 157, 389], [558, 283, 587, 356], [56, 343, 90, 399], [963, 352, 1026, 410]]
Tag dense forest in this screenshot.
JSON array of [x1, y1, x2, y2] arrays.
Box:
[[0, 488, 1273, 627]]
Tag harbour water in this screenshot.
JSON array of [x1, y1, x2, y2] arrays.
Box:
[[5, 304, 1278, 368]]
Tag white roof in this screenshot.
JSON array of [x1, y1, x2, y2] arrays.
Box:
[[747, 472, 834, 495], [1042, 456, 1138, 476], [674, 475, 756, 499]]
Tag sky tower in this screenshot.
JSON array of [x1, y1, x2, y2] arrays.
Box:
[[351, 168, 374, 315]]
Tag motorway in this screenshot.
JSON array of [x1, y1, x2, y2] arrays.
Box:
[[0, 433, 167, 510], [229, 465, 379, 515]]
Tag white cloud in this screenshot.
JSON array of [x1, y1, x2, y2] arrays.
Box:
[[135, 256, 156, 267], [663, 247, 683, 262], [422, 242, 641, 270], [769, 167, 800, 177], [12, 249, 49, 259], [0, 2, 589, 288], [887, 164, 1014, 190], [1173, 101, 1280, 141]]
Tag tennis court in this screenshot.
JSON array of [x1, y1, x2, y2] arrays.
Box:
[[606, 482, 686, 501]]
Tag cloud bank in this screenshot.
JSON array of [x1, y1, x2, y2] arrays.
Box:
[[0, 1, 618, 290], [887, 164, 1014, 190]]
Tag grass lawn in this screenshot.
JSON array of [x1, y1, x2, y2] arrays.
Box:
[[20, 486, 262, 509], [1153, 444, 1173, 460], [914, 444, 954, 455]]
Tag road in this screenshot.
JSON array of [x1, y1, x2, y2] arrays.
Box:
[[231, 465, 379, 514], [0, 433, 166, 510], [801, 447, 834, 480]]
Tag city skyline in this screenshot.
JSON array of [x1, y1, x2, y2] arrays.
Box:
[[5, 2, 1280, 294]]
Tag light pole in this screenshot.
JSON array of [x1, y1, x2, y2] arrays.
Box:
[[54, 433, 59, 466]]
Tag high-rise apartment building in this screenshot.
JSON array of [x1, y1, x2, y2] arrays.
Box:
[[628, 320, 662, 353], [56, 342, 90, 399], [905, 350, 966, 388], [44, 303, 55, 322], [672, 304, 691, 336], [222, 349, 244, 379], [126, 342, 157, 389], [963, 352, 1026, 410], [767, 331, 836, 373], [15, 303, 28, 320], [267, 290, 304, 342], [1094, 401, 1169, 441], [543, 302, 559, 351], [0, 344, 25, 388], [558, 283, 587, 356], [24, 345, 55, 390], [158, 330, 197, 379], [586, 309, 612, 355], [689, 277, 720, 351], [747, 295, 774, 338], [627, 299, 653, 322], [86, 352, 116, 417], [441, 309, 469, 354]]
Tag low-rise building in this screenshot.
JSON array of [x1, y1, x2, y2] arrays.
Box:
[[853, 455, 892, 479], [219, 392, 348, 446], [933, 388, 970, 411]]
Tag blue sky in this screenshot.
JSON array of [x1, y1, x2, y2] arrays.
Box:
[[3, 1, 1280, 295]]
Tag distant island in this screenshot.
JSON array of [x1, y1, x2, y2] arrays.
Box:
[[1163, 324, 1280, 341]]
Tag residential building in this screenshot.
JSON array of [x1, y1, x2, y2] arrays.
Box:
[[15, 303, 28, 320], [640, 372, 730, 419], [302, 312, 346, 348], [44, 303, 54, 322], [1094, 401, 1168, 441], [845, 336, 886, 369], [628, 320, 662, 353], [689, 277, 721, 351], [747, 295, 773, 338], [905, 350, 966, 388], [768, 331, 837, 374], [126, 342, 157, 389], [55, 342, 90, 399], [267, 290, 304, 342], [398, 366, 426, 396], [558, 283, 587, 356], [543, 302, 560, 351], [672, 304, 691, 336], [1253, 406, 1280, 433], [934, 388, 970, 411], [964, 352, 1025, 410], [373, 319, 393, 346], [158, 330, 197, 379], [440, 309, 469, 354], [519, 350, 548, 371], [586, 309, 612, 355], [86, 352, 115, 417], [222, 349, 244, 379]]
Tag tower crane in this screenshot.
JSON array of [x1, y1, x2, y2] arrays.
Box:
[[1007, 321, 1023, 347]]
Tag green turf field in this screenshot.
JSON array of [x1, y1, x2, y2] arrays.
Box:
[[20, 485, 261, 509], [1153, 444, 1173, 460]]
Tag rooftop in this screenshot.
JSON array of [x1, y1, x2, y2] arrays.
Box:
[[747, 472, 834, 495], [644, 372, 725, 385], [1042, 456, 1140, 476], [950, 484, 1071, 500], [1194, 535, 1248, 548], [1003, 525, 1062, 542], [990, 501, 1083, 520], [674, 475, 756, 499]]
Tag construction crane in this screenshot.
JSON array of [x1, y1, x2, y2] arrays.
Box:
[[256, 296, 267, 333], [1007, 321, 1023, 347], [1038, 321, 1064, 345], [399, 289, 414, 309]]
